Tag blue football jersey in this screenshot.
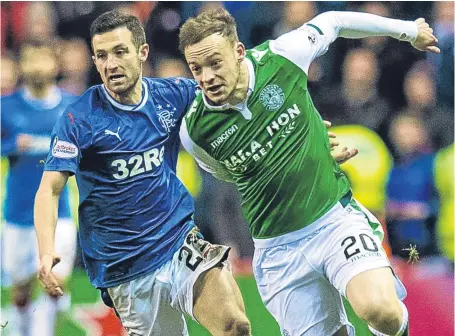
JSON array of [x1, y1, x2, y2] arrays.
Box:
[[44, 77, 198, 288], [1, 87, 76, 226]]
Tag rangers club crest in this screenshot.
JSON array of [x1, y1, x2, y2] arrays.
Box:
[[158, 110, 177, 133], [259, 84, 285, 111]]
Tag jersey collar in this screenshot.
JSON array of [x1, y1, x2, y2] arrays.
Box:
[[102, 79, 148, 111], [201, 57, 255, 111]]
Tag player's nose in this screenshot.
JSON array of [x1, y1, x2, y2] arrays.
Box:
[[106, 54, 119, 70], [201, 67, 215, 84]]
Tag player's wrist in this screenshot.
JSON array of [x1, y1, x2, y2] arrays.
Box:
[[398, 21, 418, 44], [39, 252, 55, 260]]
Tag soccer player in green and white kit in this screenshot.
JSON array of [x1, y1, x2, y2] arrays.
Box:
[[178, 8, 439, 336]]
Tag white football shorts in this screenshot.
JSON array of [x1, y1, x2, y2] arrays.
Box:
[[107, 228, 231, 336], [252, 197, 407, 336], [2, 218, 77, 286]]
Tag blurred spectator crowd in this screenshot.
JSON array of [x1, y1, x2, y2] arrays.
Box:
[[1, 1, 453, 265]]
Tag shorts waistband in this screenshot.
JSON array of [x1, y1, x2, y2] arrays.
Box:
[[253, 191, 352, 249]]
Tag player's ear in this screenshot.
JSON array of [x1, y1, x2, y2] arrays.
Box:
[[138, 43, 149, 63], [236, 42, 246, 63]]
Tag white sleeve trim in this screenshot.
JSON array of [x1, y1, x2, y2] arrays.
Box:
[[179, 119, 234, 183]]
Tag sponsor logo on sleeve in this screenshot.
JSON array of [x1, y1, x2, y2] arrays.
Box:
[[52, 137, 78, 158]]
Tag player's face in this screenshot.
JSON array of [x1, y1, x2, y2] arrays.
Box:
[[185, 33, 244, 105], [92, 27, 148, 96], [20, 46, 58, 88]]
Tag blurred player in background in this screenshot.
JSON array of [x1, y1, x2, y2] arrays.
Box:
[[34, 11, 252, 336], [179, 8, 439, 336], [1, 39, 78, 336]]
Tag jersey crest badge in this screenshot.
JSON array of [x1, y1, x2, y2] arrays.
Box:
[[259, 84, 285, 111], [158, 110, 177, 133]]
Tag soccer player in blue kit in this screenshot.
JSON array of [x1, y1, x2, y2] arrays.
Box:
[[34, 11, 252, 336], [1, 40, 78, 336]]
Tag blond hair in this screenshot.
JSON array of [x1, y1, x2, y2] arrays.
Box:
[[179, 8, 238, 53]]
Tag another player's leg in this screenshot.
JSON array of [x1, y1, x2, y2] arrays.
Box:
[[104, 227, 249, 336], [2, 223, 37, 336], [11, 279, 35, 336], [51, 218, 77, 313], [193, 265, 251, 336], [32, 218, 77, 336], [169, 227, 251, 336], [346, 268, 408, 336], [252, 237, 355, 336], [107, 272, 190, 336], [320, 198, 408, 336]]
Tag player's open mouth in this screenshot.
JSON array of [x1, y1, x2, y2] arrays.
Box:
[[206, 85, 223, 94], [109, 74, 126, 82]]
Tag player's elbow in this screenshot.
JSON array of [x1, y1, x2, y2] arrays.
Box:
[[41, 171, 69, 196]]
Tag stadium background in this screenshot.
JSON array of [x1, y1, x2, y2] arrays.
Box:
[[0, 1, 453, 335]]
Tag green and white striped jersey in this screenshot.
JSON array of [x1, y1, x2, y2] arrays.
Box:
[[180, 13, 418, 239]]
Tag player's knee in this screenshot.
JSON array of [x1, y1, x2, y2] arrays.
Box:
[[224, 316, 251, 336], [12, 284, 32, 307], [356, 296, 402, 329]]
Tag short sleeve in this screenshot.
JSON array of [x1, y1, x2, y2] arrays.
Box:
[[44, 110, 92, 175]]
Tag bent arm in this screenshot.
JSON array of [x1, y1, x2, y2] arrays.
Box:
[[34, 171, 70, 258]]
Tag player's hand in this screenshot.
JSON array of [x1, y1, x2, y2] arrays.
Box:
[[412, 18, 440, 54], [16, 134, 33, 153], [332, 146, 359, 165], [38, 254, 63, 297], [324, 120, 359, 164], [324, 121, 339, 149]]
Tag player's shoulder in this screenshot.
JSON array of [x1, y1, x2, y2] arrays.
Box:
[[144, 76, 196, 93], [246, 41, 274, 64], [184, 91, 204, 124], [1, 90, 23, 105]]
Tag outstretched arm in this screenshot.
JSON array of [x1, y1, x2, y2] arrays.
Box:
[[271, 11, 439, 74], [311, 11, 438, 51]]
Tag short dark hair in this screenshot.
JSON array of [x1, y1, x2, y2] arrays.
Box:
[[90, 10, 146, 51], [179, 8, 238, 53]]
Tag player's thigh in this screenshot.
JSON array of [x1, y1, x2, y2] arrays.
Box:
[[226, 266, 246, 312], [318, 199, 406, 303], [253, 243, 354, 336], [1, 222, 38, 286], [108, 270, 188, 336], [53, 218, 77, 281], [193, 265, 248, 332], [346, 267, 402, 320]]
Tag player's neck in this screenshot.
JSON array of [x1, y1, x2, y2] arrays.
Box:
[[107, 78, 143, 106], [225, 62, 250, 106], [26, 83, 55, 100]]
